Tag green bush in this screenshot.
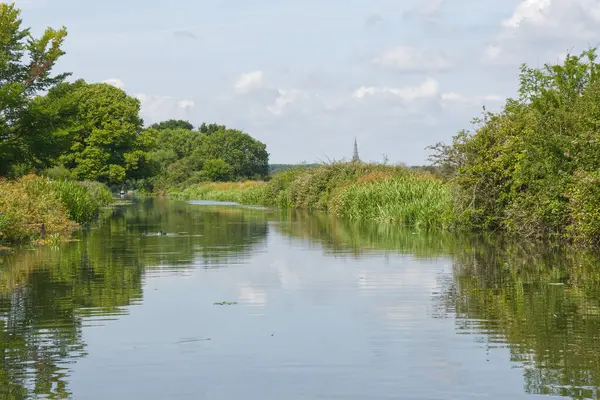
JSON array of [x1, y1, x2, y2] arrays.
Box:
[[428, 47, 600, 243], [0, 175, 114, 244], [0, 175, 77, 243], [51, 180, 101, 223], [42, 165, 72, 180]]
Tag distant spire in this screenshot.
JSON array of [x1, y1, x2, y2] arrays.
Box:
[[352, 137, 360, 162]]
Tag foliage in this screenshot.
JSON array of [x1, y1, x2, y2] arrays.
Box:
[[428, 47, 600, 243], [0, 3, 69, 175], [201, 158, 233, 181], [41, 165, 71, 180], [0, 174, 113, 244], [269, 163, 319, 173], [198, 122, 226, 135], [170, 162, 453, 229], [192, 127, 269, 180], [329, 174, 453, 229], [0, 174, 76, 243], [150, 124, 270, 191], [149, 119, 193, 131], [28, 80, 157, 184]]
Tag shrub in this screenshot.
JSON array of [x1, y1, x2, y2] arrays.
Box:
[[0, 175, 77, 243]]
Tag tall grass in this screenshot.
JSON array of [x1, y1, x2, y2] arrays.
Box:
[[329, 174, 453, 229], [0, 174, 114, 245], [168, 162, 454, 230]]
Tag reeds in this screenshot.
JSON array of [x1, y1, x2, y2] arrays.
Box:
[[168, 162, 454, 230], [0, 174, 114, 244]]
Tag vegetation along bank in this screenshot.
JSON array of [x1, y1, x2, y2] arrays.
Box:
[[5, 2, 600, 246], [171, 48, 600, 246]]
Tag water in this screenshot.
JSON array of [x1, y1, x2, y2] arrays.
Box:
[[1, 198, 600, 399]]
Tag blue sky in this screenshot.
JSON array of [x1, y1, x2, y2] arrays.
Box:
[[12, 0, 600, 164]]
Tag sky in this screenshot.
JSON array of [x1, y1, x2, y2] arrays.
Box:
[[11, 0, 600, 165]]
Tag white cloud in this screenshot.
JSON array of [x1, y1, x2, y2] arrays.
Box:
[[234, 71, 264, 95], [440, 92, 504, 108], [177, 99, 195, 109], [483, 0, 600, 64], [267, 89, 306, 115], [372, 45, 451, 72], [136, 94, 196, 124], [502, 0, 551, 30], [352, 78, 440, 101], [103, 78, 125, 90]]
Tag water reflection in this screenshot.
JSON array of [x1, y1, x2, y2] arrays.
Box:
[[0, 199, 599, 399], [0, 198, 269, 399]]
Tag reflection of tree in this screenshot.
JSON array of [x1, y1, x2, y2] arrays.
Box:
[[448, 243, 600, 399], [0, 198, 269, 399], [273, 212, 600, 399]]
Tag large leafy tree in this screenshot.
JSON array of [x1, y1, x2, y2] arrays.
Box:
[[32, 80, 157, 183], [0, 2, 69, 175]]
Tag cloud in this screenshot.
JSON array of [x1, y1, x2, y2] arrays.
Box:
[[267, 89, 306, 115], [352, 78, 440, 102], [233, 71, 264, 95], [102, 78, 125, 90], [372, 46, 452, 72], [173, 30, 198, 40], [136, 93, 196, 124], [440, 92, 504, 108], [483, 0, 600, 64]]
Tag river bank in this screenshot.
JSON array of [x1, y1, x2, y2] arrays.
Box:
[[0, 174, 114, 248], [167, 162, 454, 231]]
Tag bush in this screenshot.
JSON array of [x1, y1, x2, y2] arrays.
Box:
[[42, 165, 72, 180], [428, 47, 600, 243], [49, 180, 104, 224], [0, 175, 77, 243], [0, 175, 114, 244]]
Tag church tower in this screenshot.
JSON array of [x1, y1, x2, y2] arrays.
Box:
[[352, 137, 360, 162]]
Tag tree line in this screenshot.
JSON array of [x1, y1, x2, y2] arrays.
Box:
[[0, 3, 269, 190]]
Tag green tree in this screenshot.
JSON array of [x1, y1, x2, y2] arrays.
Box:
[[149, 119, 194, 131], [201, 158, 233, 181], [199, 122, 226, 135], [193, 128, 269, 179], [0, 2, 69, 176], [32, 80, 156, 183]]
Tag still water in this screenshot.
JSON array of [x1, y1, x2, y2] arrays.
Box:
[[1, 198, 600, 399]]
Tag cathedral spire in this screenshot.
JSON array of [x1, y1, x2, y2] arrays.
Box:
[[352, 137, 360, 162]]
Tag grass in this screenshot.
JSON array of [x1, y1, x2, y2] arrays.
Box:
[[168, 162, 454, 230], [0, 174, 114, 245]]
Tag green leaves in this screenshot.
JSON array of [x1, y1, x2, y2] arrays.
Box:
[[436, 46, 600, 243], [31, 80, 152, 184], [149, 123, 269, 190], [0, 3, 69, 175]]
